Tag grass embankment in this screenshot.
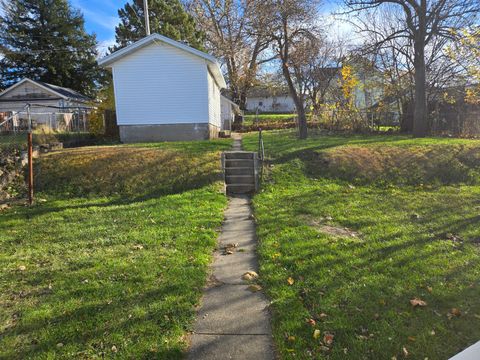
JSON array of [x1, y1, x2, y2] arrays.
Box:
[[244, 130, 480, 359], [0, 139, 231, 359], [244, 113, 295, 126]]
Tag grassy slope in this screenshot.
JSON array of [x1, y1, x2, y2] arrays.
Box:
[[244, 113, 296, 126], [244, 130, 480, 359], [0, 139, 231, 359]]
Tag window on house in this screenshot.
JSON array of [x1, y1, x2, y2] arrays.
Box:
[[259, 101, 263, 106]]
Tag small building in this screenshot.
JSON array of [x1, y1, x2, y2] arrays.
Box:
[[0, 78, 92, 130], [246, 86, 296, 113], [98, 33, 227, 142], [220, 94, 241, 133]]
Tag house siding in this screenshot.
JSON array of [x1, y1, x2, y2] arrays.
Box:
[[246, 95, 296, 113], [207, 70, 221, 128], [112, 42, 209, 126]]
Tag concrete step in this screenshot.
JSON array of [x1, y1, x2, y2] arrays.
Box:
[[225, 159, 254, 168], [227, 184, 256, 194], [225, 151, 255, 160], [226, 175, 255, 185], [225, 167, 255, 176]]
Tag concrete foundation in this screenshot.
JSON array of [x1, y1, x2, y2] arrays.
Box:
[[119, 123, 220, 143]]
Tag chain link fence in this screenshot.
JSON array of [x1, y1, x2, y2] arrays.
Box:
[[0, 104, 97, 205]]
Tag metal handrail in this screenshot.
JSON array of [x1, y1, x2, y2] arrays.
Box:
[[258, 128, 265, 161], [258, 128, 265, 182]]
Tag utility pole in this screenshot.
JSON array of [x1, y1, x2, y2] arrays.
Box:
[[143, 0, 150, 36]]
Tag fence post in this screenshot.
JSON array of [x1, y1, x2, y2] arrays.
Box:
[[27, 104, 33, 205]]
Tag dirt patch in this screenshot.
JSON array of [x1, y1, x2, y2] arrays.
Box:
[[302, 215, 361, 239]]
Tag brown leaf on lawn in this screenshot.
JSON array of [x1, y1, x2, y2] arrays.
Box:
[[287, 335, 296, 342], [287, 277, 294, 285], [313, 329, 321, 339], [410, 298, 427, 307], [318, 312, 328, 319], [323, 333, 334, 346], [306, 318, 316, 326], [407, 336, 416, 342], [248, 284, 262, 292], [402, 346, 409, 357], [426, 286, 433, 293], [18, 265, 26, 271], [450, 308, 461, 316]]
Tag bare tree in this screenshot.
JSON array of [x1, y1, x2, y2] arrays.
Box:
[[290, 35, 345, 116], [344, 0, 480, 137], [257, 0, 321, 139], [189, 0, 273, 109]]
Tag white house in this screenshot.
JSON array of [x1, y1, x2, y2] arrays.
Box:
[[0, 78, 92, 130], [98, 33, 227, 142], [246, 86, 296, 113], [220, 95, 240, 132]]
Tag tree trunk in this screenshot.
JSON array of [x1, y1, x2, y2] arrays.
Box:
[[282, 65, 307, 139], [412, 7, 428, 137], [413, 53, 428, 136]]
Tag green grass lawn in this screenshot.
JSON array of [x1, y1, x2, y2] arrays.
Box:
[[0, 139, 232, 359], [244, 130, 480, 359], [244, 113, 296, 126]]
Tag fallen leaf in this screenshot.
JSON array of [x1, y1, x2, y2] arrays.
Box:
[[287, 277, 294, 285], [248, 284, 262, 292], [323, 333, 334, 345], [313, 329, 321, 339], [319, 345, 330, 352], [318, 312, 328, 319], [403, 346, 409, 357], [408, 336, 416, 342], [18, 265, 26, 271], [56, 342, 64, 348], [430, 330, 436, 336], [426, 286, 433, 293], [410, 298, 427, 307], [111, 345, 118, 353], [287, 335, 295, 342], [132, 244, 144, 250], [306, 318, 316, 326], [450, 308, 461, 317], [241, 271, 258, 281]]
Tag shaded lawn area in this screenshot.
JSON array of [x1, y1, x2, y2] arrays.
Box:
[[0, 139, 231, 359], [243, 130, 480, 359]]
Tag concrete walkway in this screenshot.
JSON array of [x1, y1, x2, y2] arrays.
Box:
[[188, 135, 275, 360]]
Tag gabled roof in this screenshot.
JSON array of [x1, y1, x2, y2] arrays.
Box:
[[98, 33, 226, 89], [0, 78, 91, 102]]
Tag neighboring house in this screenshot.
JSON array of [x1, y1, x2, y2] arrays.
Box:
[[0, 78, 93, 130], [98, 33, 227, 142], [246, 87, 296, 113], [220, 94, 241, 132]]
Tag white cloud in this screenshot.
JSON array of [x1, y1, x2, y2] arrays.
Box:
[[71, 0, 119, 31], [97, 38, 116, 57]]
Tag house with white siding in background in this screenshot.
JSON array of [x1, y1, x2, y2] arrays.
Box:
[[98, 33, 227, 142], [246, 86, 296, 113], [0, 78, 92, 130]]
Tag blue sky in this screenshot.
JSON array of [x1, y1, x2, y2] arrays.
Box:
[[72, 0, 344, 53]]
